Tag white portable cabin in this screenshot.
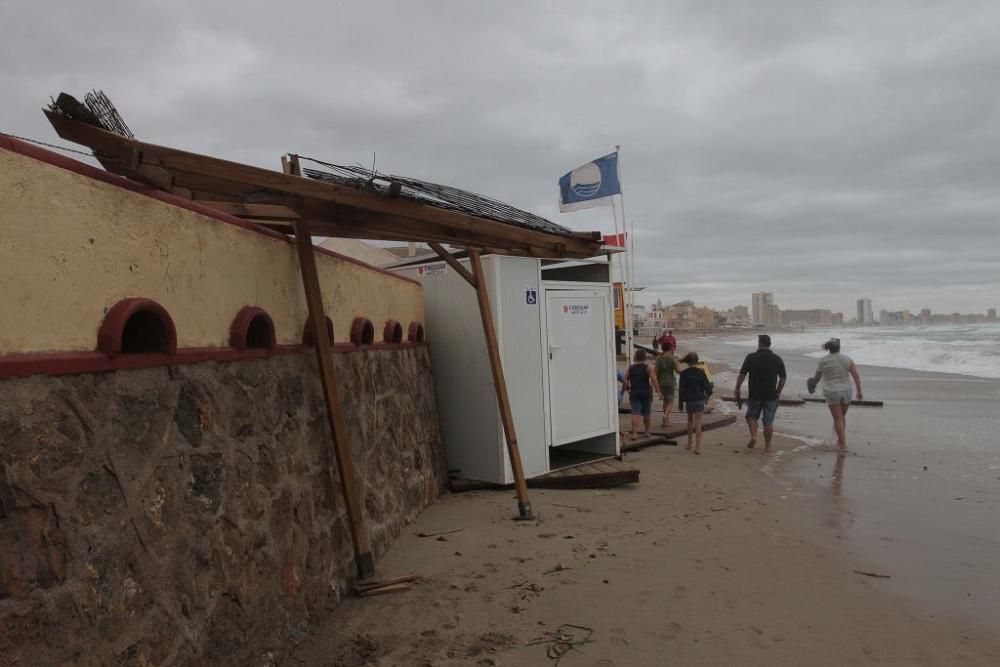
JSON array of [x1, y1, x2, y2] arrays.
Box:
[[394, 254, 618, 484]]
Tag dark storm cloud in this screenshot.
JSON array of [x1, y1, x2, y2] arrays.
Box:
[[2, 0, 998, 315]]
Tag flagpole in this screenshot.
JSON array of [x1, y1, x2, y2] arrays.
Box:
[[616, 145, 634, 359], [629, 215, 637, 344]]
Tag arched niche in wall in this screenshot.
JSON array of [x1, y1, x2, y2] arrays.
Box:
[[230, 307, 276, 350], [407, 321, 425, 343], [302, 316, 335, 347], [350, 317, 375, 346], [98, 298, 177, 356], [383, 319, 403, 344]]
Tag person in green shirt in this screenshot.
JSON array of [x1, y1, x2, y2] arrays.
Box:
[[654, 343, 680, 426]]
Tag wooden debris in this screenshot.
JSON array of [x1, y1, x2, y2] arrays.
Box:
[[853, 570, 891, 579], [355, 582, 411, 597], [416, 528, 464, 538], [800, 396, 884, 407], [720, 395, 805, 407], [353, 574, 422, 597]]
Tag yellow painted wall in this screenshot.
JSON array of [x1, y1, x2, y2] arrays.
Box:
[[0, 147, 424, 354]]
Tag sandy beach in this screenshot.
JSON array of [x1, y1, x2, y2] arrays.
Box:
[[289, 421, 999, 666]]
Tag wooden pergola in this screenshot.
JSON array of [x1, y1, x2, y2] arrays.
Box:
[[44, 94, 604, 580]]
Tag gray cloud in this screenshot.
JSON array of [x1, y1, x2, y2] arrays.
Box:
[[2, 0, 998, 316]]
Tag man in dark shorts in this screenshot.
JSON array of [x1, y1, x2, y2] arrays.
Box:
[[734, 334, 786, 453]]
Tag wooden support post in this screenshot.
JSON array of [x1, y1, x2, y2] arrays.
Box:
[[468, 250, 534, 519], [292, 217, 375, 579], [428, 242, 476, 287]]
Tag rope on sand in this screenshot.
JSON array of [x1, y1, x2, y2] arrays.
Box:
[[527, 624, 595, 664]]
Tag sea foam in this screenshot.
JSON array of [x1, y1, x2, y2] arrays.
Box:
[[724, 323, 1000, 379]]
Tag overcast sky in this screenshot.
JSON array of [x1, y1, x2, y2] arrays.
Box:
[[3, 1, 998, 316]]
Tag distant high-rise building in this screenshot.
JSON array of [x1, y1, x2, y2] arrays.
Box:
[[857, 298, 874, 325], [733, 305, 749, 318], [989, 308, 997, 322], [763, 304, 782, 328], [781, 309, 833, 326], [752, 292, 774, 326]]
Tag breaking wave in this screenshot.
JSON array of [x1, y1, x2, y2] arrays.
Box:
[[724, 323, 1000, 379]]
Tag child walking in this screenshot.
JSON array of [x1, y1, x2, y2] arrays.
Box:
[[678, 352, 713, 454], [624, 349, 661, 440]]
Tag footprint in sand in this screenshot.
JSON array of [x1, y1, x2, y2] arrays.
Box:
[[609, 627, 629, 647], [674, 584, 688, 600], [660, 622, 683, 640]]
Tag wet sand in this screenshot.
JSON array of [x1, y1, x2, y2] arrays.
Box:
[[685, 334, 1000, 628], [289, 424, 999, 666]]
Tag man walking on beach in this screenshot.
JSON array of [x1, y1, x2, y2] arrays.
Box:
[[734, 334, 786, 453], [654, 343, 679, 427]]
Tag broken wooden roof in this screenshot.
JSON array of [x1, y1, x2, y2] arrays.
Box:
[[44, 91, 603, 259]]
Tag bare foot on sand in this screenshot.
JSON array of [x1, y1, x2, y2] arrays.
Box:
[[694, 449, 701, 455], [746, 439, 756, 449], [764, 448, 773, 454], [685, 442, 692, 451]]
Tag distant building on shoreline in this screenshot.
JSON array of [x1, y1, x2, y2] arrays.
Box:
[[752, 292, 781, 328], [879, 309, 912, 326], [989, 308, 997, 322], [857, 298, 874, 325], [781, 308, 832, 326], [719, 305, 752, 328], [636, 299, 721, 333]]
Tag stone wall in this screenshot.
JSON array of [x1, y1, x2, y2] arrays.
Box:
[[0, 347, 446, 666]]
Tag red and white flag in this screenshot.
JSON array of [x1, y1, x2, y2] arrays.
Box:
[[602, 232, 627, 247]]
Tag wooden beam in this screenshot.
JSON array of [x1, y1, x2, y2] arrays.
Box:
[[468, 250, 534, 519], [292, 218, 374, 579], [43, 113, 603, 259], [197, 202, 301, 219], [428, 242, 476, 287]]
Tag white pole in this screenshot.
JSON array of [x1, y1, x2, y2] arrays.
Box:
[[610, 187, 628, 359], [628, 215, 637, 341], [616, 145, 634, 357]]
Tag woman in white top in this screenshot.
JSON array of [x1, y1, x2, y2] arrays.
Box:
[[809, 338, 863, 451]]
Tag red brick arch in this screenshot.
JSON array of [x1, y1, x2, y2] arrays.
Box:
[[407, 321, 425, 343], [350, 317, 375, 346], [229, 307, 276, 350], [302, 316, 335, 347], [98, 298, 177, 356], [383, 319, 403, 344]]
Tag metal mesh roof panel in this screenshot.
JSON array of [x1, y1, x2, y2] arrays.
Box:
[[298, 156, 571, 236]]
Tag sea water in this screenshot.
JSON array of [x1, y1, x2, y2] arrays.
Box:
[[721, 323, 1000, 379], [690, 324, 1000, 628]]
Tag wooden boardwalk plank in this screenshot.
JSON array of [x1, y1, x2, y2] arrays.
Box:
[[528, 457, 639, 489]]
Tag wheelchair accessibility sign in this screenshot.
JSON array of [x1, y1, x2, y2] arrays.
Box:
[[525, 288, 538, 305]]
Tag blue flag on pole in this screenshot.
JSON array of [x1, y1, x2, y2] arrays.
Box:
[[558, 152, 621, 212]]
